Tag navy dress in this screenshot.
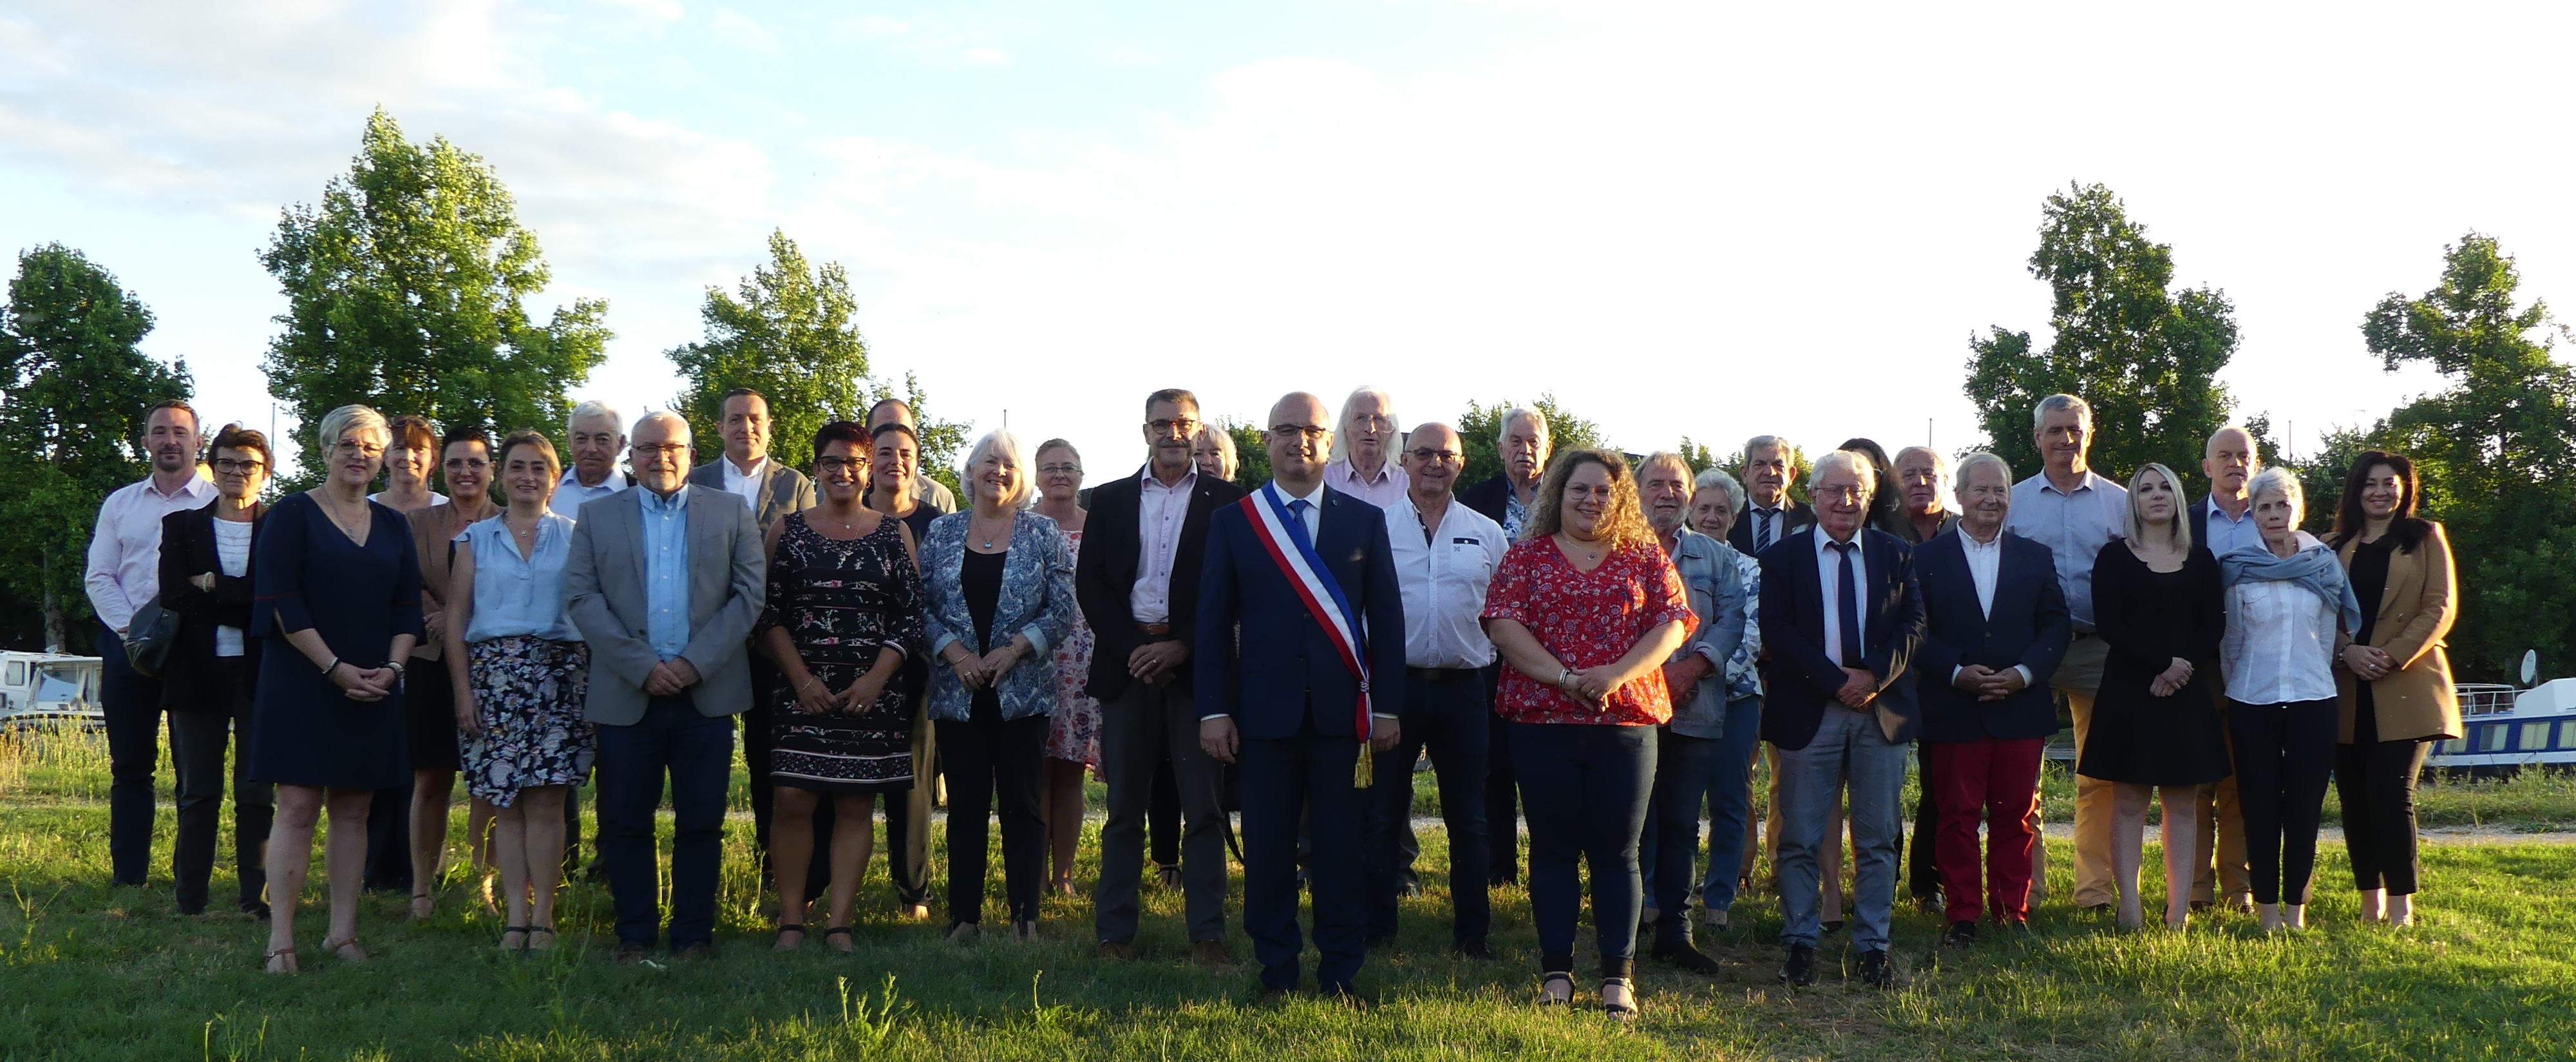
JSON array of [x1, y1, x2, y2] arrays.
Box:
[[246, 492, 426, 790]]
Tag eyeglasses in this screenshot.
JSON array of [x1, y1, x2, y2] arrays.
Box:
[[1270, 424, 1329, 440], [332, 441, 386, 459], [1406, 448, 1461, 464], [1147, 418, 1201, 437], [815, 457, 866, 473], [212, 459, 266, 475], [1812, 486, 1866, 502], [631, 443, 689, 459], [444, 457, 490, 471], [1037, 463, 1082, 475]]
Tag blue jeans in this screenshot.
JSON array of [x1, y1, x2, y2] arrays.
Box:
[[1367, 671, 1492, 946], [1512, 721, 1655, 976], [598, 694, 734, 949], [1776, 706, 1907, 951], [1640, 695, 1761, 942]]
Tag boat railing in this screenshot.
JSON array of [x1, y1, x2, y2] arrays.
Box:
[[2456, 683, 2519, 717]]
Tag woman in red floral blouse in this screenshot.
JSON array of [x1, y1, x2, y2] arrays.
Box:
[[1481, 447, 1695, 1019]]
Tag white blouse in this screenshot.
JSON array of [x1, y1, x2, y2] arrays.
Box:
[[2221, 562, 2340, 706], [213, 518, 254, 658]]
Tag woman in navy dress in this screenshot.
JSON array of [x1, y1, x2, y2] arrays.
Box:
[[249, 405, 424, 973]]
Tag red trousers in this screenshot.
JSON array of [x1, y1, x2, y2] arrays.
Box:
[[1925, 737, 2045, 925]]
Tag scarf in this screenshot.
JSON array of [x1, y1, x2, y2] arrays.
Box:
[[2218, 533, 2362, 631]]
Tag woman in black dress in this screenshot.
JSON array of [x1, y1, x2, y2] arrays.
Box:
[[761, 422, 925, 953], [249, 405, 425, 972], [2077, 463, 2228, 932]]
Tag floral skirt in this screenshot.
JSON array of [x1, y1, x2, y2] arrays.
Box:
[[461, 636, 595, 808], [1046, 620, 1101, 767]]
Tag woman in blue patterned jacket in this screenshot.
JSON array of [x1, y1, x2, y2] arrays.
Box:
[[920, 429, 1080, 942]]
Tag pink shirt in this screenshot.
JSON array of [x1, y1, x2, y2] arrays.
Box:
[[84, 472, 218, 634], [1128, 466, 1198, 624], [1324, 457, 1407, 509]]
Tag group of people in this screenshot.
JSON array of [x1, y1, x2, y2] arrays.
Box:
[[81, 382, 2459, 1014]]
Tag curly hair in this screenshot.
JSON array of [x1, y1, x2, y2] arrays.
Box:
[[1520, 447, 1656, 552]]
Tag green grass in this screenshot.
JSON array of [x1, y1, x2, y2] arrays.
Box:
[[5, 726, 2574, 1061]]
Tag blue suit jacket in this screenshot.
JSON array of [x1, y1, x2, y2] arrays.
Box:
[[1756, 526, 1925, 752], [1913, 529, 2072, 742], [1195, 484, 1408, 741]]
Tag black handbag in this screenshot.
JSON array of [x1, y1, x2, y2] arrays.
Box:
[[123, 596, 178, 678]]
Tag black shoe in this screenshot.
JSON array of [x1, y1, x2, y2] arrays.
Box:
[[1942, 921, 1978, 948], [1652, 936, 1725, 974], [1915, 894, 1946, 916], [1857, 948, 1895, 989], [1257, 983, 1294, 1002], [2081, 902, 2114, 916], [2001, 918, 2034, 938], [1455, 940, 1492, 960], [2189, 900, 2212, 913], [614, 940, 649, 965], [673, 942, 717, 962], [1821, 920, 1846, 934], [1779, 943, 1818, 986], [243, 902, 272, 922]]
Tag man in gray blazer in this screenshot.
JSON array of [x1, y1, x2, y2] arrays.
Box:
[[569, 410, 768, 962]]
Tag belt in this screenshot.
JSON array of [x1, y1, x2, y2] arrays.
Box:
[[1406, 666, 1479, 683], [1135, 622, 1173, 636]]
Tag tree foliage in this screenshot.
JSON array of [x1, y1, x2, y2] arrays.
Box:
[[1220, 417, 1270, 488], [667, 229, 965, 484], [0, 244, 191, 649], [2349, 233, 2576, 680], [260, 109, 610, 480], [1965, 183, 2246, 485], [1457, 394, 1608, 487]]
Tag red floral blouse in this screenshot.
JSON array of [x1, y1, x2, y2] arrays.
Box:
[[1481, 538, 1697, 726]]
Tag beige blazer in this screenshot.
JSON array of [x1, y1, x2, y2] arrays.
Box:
[[2333, 521, 2459, 743]]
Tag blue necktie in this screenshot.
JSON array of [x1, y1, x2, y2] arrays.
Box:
[[1830, 540, 1862, 668], [1287, 498, 1314, 545], [1755, 508, 1777, 551]]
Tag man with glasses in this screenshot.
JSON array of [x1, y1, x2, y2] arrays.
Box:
[[1367, 422, 1506, 956], [85, 397, 216, 889], [1074, 388, 1247, 964], [1325, 386, 1406, 508]]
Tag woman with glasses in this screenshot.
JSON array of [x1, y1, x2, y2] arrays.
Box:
[[1032, 439, 1097, 895], [400, 424, 500, 920], [158, 424, 278, 918], [249, 405, 425, 972]]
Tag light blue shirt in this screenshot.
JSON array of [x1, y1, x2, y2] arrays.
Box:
[[550, 468, 626, 520], [455, 513, 582, 643], [639, 486, 692, 661], [2004, 470, 2129, 632], [2201, 495, 2262, 558]]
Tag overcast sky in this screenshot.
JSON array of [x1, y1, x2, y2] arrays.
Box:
[[4, 0, 2568, 481]]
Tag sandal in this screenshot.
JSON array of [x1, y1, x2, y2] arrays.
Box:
[[263, 945, 298, 975], [500, 926, 531, 953], [528, 926, 557, 952], [409, 893, 435, 921], [774, 924, 807, 952], [1540, 971, 1575, 1007], [321, 936, 369, 963], [823, 926, 856, 954], [1602, 976, 1638, 1021]]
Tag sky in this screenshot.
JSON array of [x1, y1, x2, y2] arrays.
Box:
[[3, 0, 2570, 482]]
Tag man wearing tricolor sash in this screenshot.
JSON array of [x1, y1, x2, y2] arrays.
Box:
[[1197, 392, 1408, 999]]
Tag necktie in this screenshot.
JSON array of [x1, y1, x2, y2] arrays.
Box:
[[1830, 540, 1862, 668], [1755, 507, 1778, 551], [1288, 498, 1314, 543]]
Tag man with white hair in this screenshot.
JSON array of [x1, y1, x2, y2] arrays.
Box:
[[551, 399, 632, 519], [1759, 449, 1924, 989], [1890, 446, 1959, 546], [1460, 405, 1549, 886], [1729, 435, 1815, 556], [2003, 394, 2130, 916], [2187, 424, 2261, 912], [1323, 386, 1406, 507]]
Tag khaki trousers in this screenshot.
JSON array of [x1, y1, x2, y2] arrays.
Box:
[[2049, 636, 2117, 909]]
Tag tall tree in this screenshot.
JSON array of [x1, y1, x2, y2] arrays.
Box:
[[0, 244, 191, 650], [668, 230, 966, 482], [1964, 183, 2245, 483], [2354, 232, 2576, 679], [261, 109, 610, 479], [1457, 394, 1609, 488]]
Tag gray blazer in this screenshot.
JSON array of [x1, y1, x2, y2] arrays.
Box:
[[688, 457, 816, 532], [564, 486, 768, 725]]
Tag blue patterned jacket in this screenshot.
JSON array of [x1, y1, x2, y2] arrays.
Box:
[[920, 509, 1079, 721]]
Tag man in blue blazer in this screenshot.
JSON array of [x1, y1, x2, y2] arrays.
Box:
[[1757, 450, 1924, 990], [1197, 392, 1407, 998], [1913, 452, 2070, 947]]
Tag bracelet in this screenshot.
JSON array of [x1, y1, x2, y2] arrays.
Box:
[[1555, 667, 1574, 690], [385, 661, 406, 676], [320, 656, 340, 676]]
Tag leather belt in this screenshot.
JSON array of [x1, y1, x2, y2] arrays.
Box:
[[1135, 622, 1173, 636], [1407, 666, 1478, 683]]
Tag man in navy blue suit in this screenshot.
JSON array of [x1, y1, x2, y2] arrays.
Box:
[[1913, 452, 2069, 948], [1758, 449, 1924, 990], [1197, 392, 1408, 998]]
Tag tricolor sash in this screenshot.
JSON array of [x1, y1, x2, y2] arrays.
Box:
[[1239, 485, 1377, 785]]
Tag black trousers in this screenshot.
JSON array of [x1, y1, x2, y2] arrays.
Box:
[[98, 623, 166, 887], [1366, 672, 1492, 947], [1148, 756, 1180, 869], [1909, 741, 1941, 899], [2228, 697, 2337, 906], [1479, 666, 1520, 885], [168, 657, 272, 913], [937, 710, 1050, 925], [2337, 694, 2432, 895]]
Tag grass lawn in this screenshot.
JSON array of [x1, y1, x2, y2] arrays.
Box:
[[3, 726, 2573, 1061]]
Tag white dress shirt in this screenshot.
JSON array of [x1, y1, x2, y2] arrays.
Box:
[[1323, 457, 1406, 509], [213, 518, 254, 657], [1953, 529, 2034, 686], [83, 473, 217, 634], [1814, 529, 1868, 668], [551, 467, 626, 520], [2221, 538, 2341, 705], [1267, 480, 1326, 540], [1386, 493, 1508, 668], [1129, 466, 1199, 624], [2201, 495, 2262, 558], [720, 455, 770, 515]]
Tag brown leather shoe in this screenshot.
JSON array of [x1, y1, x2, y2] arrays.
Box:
[[1097, 939, 1136, 961], [674, 942, 719, 962], [1191, 939, 1236, 967]]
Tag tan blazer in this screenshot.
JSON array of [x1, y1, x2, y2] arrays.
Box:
[[2333, 521, 2459, 743]]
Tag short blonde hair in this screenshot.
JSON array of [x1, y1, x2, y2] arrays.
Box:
[[316, 404, 389, 454], [2125, 462, 2194, 551], [1192, 424, 1238, 481], [965, 428, 1035, 508]]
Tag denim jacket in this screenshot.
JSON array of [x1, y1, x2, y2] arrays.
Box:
[[1667, 527, 1761, 737], [920, 510, 1079, 722]]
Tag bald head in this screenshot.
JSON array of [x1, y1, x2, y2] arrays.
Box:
[[1403, 422, 1462, 502], [1265, 392, 1333, 490], [2203, 425, 2259, 504]]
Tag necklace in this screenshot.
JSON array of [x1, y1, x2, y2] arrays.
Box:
[[974, 511, 1012, 550], [1558, 531, 1602, 564], [817, 504, 862, 534], [317, 490, 369, 542]]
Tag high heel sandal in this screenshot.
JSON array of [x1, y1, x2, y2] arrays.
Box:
[[500, 926, 531, 953], [321, 936, 369, 963], [1601, 976, 1638, 1021], [774, 924, 807, 952], [823, 926, 856, 954], [1539, 971, 1575, 1007], [263, 945, 298, 974]]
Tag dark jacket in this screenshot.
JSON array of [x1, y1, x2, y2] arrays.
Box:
[[1756, 526, 1926, 751], [1913, 529, 2071, 742], [1194, 485, 1408, 740], [1729, 498, 1817, 555], [1073, 465, 1247, 702], [157, 502, 261, 708], [1460, 473, 1517, 530]]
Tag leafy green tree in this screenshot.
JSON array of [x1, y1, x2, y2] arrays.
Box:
[[1220, 417, 1270, 488], [0, 244, 191, 650], [1457, 395, 1609, 487], [2353, 232, 2576, 680], [260, 109, 610, 480], [1965, 183, 2246, 484], [1674, 437, 1719, 475]]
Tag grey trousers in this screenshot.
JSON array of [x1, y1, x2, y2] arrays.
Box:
[[1095, 681, 1228, 943]]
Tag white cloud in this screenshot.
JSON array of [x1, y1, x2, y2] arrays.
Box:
[[707, 7, 781, 52]]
